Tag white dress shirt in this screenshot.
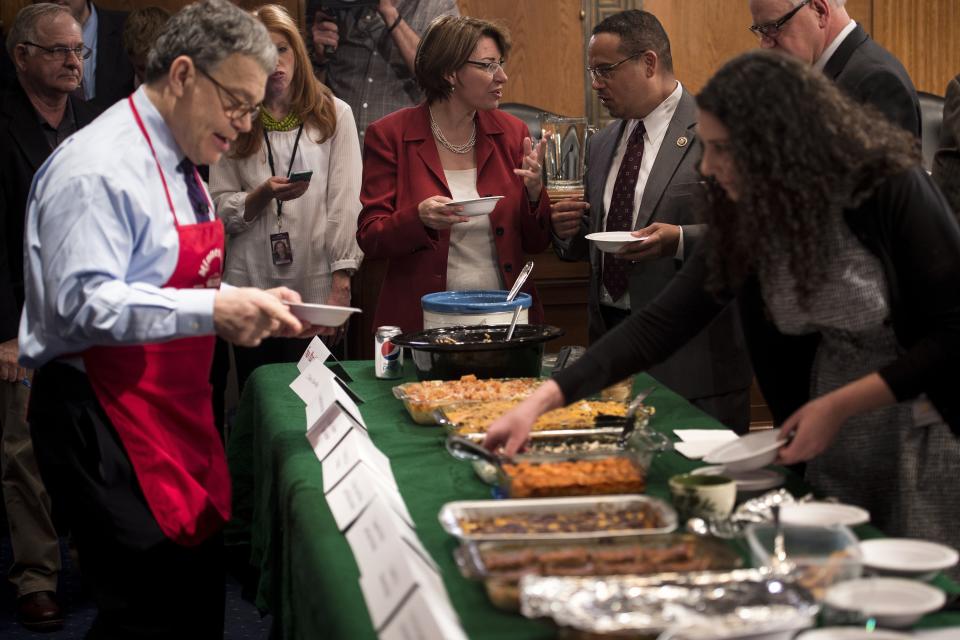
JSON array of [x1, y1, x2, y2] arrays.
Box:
[[19, 86, 216, 369], [210, 97, 363, 304], [814, 20, 858, 72], [600, 80, 684, 309]]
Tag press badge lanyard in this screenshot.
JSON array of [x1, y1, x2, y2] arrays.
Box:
[[263, 124, 304, 230]]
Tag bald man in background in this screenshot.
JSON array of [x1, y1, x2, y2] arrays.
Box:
[[748, 0, 920, 137]]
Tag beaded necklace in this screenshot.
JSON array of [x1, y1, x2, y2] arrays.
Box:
[[429, 108, 476, 154], [261, 109, 302, 132]]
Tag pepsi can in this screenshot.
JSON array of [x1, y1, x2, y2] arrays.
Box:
[[375, 326, 403, 379]]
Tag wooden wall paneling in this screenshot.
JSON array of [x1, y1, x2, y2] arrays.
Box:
[[457, 0, 586, 117], [873, 0, 960, 95], [844, 0, 873, 35], [642, 0, 756, 95]]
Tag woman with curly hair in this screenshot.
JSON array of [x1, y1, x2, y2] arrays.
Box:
[[485, 50, 960, 551], [210, 4, 362, 389]]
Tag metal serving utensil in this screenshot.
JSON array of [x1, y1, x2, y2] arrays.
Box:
[[618, 386, 657, 446], [770, 501, 796, 575], [446, 435, 512, 468], [504, 305, 523, 341], [506, 261, 534, 302]]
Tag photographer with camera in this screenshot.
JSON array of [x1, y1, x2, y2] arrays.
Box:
[[310, 0, 458, 138]]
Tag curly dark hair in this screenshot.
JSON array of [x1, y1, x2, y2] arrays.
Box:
[[696, 50, 920, 306]]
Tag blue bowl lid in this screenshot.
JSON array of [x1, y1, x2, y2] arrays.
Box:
[[421, 290, 532, 313]]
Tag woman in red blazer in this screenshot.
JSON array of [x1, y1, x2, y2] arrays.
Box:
[[356, 15, 552, 333]]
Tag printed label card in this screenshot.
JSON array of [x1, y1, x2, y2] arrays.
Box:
[[296, 336, 332, 372], [377, 587, 467, 640]]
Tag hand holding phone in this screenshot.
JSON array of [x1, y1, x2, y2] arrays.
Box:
[[289, 170, 313, 183]]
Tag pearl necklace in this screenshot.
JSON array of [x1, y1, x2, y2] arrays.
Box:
[[429, 108, 476, 154]]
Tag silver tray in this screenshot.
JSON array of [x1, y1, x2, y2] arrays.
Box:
[[520, 569, 819, 638], [438, 495, 677, 543]]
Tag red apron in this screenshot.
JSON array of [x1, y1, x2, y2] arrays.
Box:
[[79, 96, 229, 547]]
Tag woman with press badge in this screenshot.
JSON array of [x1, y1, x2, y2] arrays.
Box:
[[211, 4, 363, 389]]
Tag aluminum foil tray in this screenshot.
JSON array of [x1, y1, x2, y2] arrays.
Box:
[[520, 569, 819, 638]]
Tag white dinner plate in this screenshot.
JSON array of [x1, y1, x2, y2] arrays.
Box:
[[691, 465, 785, 492], [859, 538, 959, 579], [284, 302, 361, 326], [447, 196, 504, 216], [585, 231, 649, 253], [780, 502, 870, 527], [797, 628, 912, 640], [824, 577, 946, 628], [702, 428, 785, 472]]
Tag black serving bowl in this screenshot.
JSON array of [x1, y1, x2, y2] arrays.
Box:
[[392, 324, 564, 380]]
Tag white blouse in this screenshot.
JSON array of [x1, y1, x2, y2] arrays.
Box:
[[444, 168, 502, 291], [210, 96, 363, 304]]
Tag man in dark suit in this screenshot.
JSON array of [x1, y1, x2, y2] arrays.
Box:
[[748, 0, 920, 137], [550, 10, 752, 432], [1, 4, 100, 630], [933, 73, 960, 215], [48, 0, 134, 109]]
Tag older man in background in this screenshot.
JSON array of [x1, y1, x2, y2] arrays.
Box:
[[748, 0, 920, 136], [46, 0, 134, 108], [21, 0, 312, 635], [0, 3, 101, 630]]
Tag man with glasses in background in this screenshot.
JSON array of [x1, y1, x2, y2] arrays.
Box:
[[19, 1, 316, 636], [0, 3, 101, 630], [44, 0, 134, 109], [748, 0, 920, 136], [550, 9, 753, 433]]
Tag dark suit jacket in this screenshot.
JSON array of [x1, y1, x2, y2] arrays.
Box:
[[0, 84, 101, 341], [555, 89, 752, 401], [823, 24, 921, 137], [91, 6, 134, 110], [932, 74, 960, 215], [357, 104, 552, 333]]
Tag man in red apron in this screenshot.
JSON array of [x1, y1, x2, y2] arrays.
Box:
[[18, 1, 317, 637]]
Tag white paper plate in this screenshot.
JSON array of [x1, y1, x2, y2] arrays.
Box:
[[447, 196, 504, 216], [780, 502, 870, 527], [824, 577, 946, 628], [702, 428, 784, 472], [585, 231, 649, 253], [797, 628, 912, 640], [859, 538, 959, 578], [691, 465, 785, 492], [284, 302, 361, 326]]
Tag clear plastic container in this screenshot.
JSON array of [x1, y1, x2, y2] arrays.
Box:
[[746, 522, 863, 600]]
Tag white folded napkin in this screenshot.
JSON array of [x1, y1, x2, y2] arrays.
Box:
[[673, 429, 739, 460]]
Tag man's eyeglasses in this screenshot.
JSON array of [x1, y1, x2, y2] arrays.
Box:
[[749, 0, 810, 39], [464, 59, 505, 75], [21, 41, 92, 62], [587, 53, 640, 81], [197, 66, 261, 120]]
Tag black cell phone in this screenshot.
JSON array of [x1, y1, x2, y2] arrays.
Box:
[[289, 170, 313, 183]]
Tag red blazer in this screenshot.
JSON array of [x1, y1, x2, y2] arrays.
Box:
[[357, 103, 552, 333]]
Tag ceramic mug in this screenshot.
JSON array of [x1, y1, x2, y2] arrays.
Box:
[[669, 473, 737, 522]]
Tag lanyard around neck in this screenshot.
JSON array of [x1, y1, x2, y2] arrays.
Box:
[[263, 124, 304, 228]]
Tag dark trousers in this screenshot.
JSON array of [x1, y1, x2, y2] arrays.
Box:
[[28, 362, 225, 639], [599, 304, 752, 434]]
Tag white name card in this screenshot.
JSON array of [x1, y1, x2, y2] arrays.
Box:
[[322, 429, 395, 493], [378, 587, 467, 640], [326, 462, 414, 531], [296, 335, 332, 372], [306, 404, 366, 461], [289, 358, 337, 404], [351, 505, 448, 629]]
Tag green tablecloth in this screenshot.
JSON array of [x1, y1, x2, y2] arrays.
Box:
[[227, 361, 960, 639]]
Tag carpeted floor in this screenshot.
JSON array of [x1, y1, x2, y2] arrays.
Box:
[[0, 535, 271, 639]]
